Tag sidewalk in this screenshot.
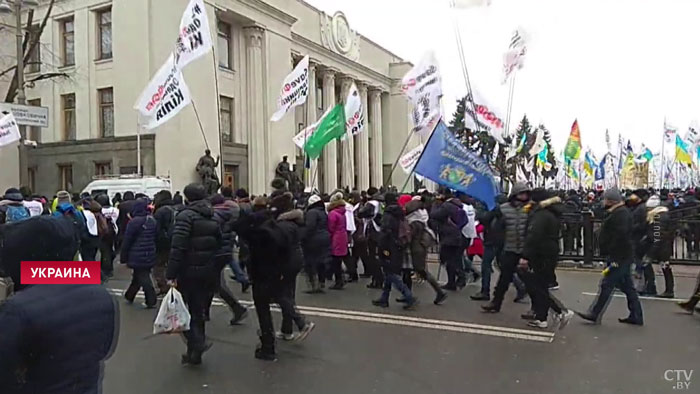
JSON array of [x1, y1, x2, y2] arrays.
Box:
[[426, 254, 700, 278]]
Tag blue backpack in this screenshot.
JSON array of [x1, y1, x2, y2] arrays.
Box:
[[5, 205, 30, 223]]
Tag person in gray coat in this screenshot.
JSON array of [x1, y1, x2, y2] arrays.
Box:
[[482, 182, 531, 313]]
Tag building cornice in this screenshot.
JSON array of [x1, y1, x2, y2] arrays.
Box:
[[291, 32, 392, 89], [237, 0, 297, 26]]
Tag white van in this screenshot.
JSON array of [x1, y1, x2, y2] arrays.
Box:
[[81, 175, 172, 200]]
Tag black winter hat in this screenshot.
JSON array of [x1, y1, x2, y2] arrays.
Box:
[[531, 188, 553, 203], [3, 187, 23, 202], [270, 192, 294, 213], [184, 183, 207, 202]]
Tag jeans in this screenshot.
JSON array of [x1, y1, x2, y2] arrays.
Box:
[[588, 263, 644, 323], [180, 286, 209, 353], [378, 273, 414, 303], [330, 255, 346, 284], [362, 238, 384, 285], [252, 281, 276, 348], [99, 239, 115, 278], [440, 245, 465, 287], [80, 245, 98, 262], [479, 245, 496, 296], [124, 268, 156, 307], [278, 271, 306, 335], [228, 257, 249, 285], [215, 270, 247, 316], [520, 259, 565, 321], [492, 251, 523, 308]]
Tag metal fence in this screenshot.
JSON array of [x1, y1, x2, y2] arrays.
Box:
[[559, 206, 700, 266]]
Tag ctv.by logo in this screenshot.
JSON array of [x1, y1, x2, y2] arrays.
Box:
[[665, 370, 693, 390]]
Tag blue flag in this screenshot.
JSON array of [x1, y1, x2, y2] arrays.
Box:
[[595, 154, 607, 181], [414, 121, 500, 209]]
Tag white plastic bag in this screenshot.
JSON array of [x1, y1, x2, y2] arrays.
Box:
[[153, 287, 191, 334]]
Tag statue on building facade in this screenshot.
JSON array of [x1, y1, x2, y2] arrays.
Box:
[[196, 149, 220, 195], [274, 155, 304, 194]]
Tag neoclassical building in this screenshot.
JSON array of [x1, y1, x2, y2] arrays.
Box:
[[0, 0, 417, 196]]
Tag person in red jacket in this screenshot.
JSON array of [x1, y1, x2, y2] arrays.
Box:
[[467, 222, 484, 260]]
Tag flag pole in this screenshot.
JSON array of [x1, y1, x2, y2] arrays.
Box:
[[136, 118, 142, 176], [450, 2, 483, 134], [661, 117, 666, 189], [190, 99, 210, 150], [383, 131, 415, 187], [211, 51, 224, 184], [399, 118, 442, 193]]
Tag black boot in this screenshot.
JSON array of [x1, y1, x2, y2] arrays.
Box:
[[640, 264, 657, 296], [658, 265, 675, 298], [255, 337, 277, 361]]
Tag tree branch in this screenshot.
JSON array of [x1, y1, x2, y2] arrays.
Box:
[[26, 72, 69, 83]]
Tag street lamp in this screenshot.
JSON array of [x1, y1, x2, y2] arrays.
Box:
[[1, 0, 39, 188]]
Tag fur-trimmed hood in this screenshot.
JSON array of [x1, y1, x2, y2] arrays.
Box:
[[535, 196, 564, 217], [278, 208, 304, 225], [328, 199, 346, 211], [647, 206, 668, 223], [538, 196, 561, 208]]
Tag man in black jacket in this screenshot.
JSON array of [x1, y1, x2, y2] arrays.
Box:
[[166, 183, 222, 365], [115, 191, 136, 252], [0, 215, 118, 394], [578, 187, 643, 325], [518, 189, 573, 329], [372, 192, 418, 310]]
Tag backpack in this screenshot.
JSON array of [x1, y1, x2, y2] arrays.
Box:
[[5, 205, 30, 223], [398, 219, 411, 248], [449, 203, 468, 229], [258, 218, 290, 261]]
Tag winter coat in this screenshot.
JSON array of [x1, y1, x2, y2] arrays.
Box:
[[379, 204, 406, 274], [0, 216, 81, 290], [232, 208, 284, 282], [302, 201, 330, 262], [276, 209, 305, 274], [357, 200, 381, 242], [327, 201, 348, 257], [630, 201, 648, 256], [429, 198, 465, 247], [120, 200, 157, 270], [521, 197, 564, 261], [406, 208, 436, 271], [478, 207, 504, 248], [0, 284, 117, 394], [153, 200, 176, 253], [212, 203, 237, 258], [166, 200, 222, 285], [599, 203, 634, 264], [115, 198, 137, 235], [500, 201, 529, 254], [644, 206, 674, 262]]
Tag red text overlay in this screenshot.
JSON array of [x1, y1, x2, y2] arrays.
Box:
[[21, 261, 101, 285]]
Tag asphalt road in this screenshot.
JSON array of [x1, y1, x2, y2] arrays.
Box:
[[102, 265, 700, 394]]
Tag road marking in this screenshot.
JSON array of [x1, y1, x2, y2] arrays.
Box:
[[581, 292, 685, 303], [108, 289, 554, 343]]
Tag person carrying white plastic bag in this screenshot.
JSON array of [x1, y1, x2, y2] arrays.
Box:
[[153, 287, 191, 334]]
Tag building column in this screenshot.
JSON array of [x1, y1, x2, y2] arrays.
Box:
[[339, 76, 355, 190], [369, 89, 383, 188], [305, 61, 318, 190], [244, 26, 266, 195], [321, 68, 337, 192], [356, 83, 370, 191]]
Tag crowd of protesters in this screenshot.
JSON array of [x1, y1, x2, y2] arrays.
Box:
[[2, 181, 700, 392]]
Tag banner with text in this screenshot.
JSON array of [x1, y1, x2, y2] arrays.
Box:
[[271, 55, 309, 122], [0, 112, 21, 147], [134, 54, 192, 129], [401, 51, 442, 135], [344, 82, 365, 136], [174, 0, 213, 68], [399, 144, 425, 174], [464, 89, 506, 144]]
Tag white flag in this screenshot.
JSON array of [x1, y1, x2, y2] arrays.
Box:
[[292, 106, 332, 149], [0, 112, 21, 147], [685, 121, 698, 145], [528, 129, 546, 156], [134, 54, 192, 130], [401, 51, 442, 135], [174, 0, 213, 68], [344, 82, 365, 136], [502, 28, 527, 84], [464, 88, 506, 144], [399, 144, 424, 174], [271, 55, 310, 122]]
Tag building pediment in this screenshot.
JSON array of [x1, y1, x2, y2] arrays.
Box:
[[320, 11, 360, 62]]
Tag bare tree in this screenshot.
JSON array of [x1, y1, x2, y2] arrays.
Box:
[[3, 0, 68, 103]]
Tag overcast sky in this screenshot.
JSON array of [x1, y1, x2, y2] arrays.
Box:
[[305, 0, 700, 158]]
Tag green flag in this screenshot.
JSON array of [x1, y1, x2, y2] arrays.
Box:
[[304, 104, 346, 160]]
